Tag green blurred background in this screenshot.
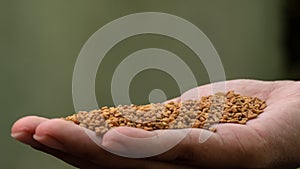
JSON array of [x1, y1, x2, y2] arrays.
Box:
[[1, 0, 299, 168]]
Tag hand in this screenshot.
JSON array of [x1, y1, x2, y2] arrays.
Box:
[[11, 79, 300, 169]]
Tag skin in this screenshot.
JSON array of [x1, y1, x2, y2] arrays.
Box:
[[11, 79, 300, 169]]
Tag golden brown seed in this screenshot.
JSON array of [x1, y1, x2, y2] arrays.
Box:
[[63, 91, 266, 135], [248, 114, 258, 119], [144, 127, 153, 131]]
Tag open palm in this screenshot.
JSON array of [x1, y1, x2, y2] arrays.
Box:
[[11, 79, 300, 169]]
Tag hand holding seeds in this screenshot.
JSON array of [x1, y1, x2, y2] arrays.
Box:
[[11, 80, 300, 169]]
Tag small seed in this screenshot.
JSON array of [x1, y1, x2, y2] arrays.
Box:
[[63, 91, 266, 135]]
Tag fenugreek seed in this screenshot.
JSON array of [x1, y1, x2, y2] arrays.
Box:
[[248, 114, 258, 119], [219, 119, 227, 123], [238, 120, 247, 124], [227, 119, 238, 123], [234, 113, 242, 118], [209, 127, 217, 132], [192, 121, 201, 128], [144, 127, 153, 131], [260, 103, 267, 109], [215, 92, 226, 96], [114, 113, 122, 117], [227, 91, 235, 99], [63, 91, 266, 135]]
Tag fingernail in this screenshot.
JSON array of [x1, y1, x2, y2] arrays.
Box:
[[33, 134, 64, 150], [11, 132, 27, 139]]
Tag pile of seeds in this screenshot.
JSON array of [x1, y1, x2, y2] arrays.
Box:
[[64, 91, 266, 135]]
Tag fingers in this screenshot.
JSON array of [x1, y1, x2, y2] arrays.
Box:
[[33, 118, 169, 169], [11, 116, 48, 147], [11, 116, 97, 168], [12, 116, 204, 169], [33, 119, 117, 166]]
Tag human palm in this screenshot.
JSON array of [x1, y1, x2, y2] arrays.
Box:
[[11, 79, 300, 169]]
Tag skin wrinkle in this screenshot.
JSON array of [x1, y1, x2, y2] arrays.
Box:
[[266, 116, 287, 162], [249, 126, 270, 158], [273, 81, 294, 98], [167, 130, 210, 168], [247, 110, 276, 166], [183, 135, 196, 161], [248, 125, 268, 152], [277, 110, 300, 165], [181, 130, 228, 168], [265, 83, 276, 101], [230, 128, 249, 167], [215, 129, 225, 147], [174, 133, 197, 161], [264, 114, 297, 167], [247, 125, 271, 167], [45, 134, 65, 150], [251, 83, 300, 167], [214, 129, 235, 164]]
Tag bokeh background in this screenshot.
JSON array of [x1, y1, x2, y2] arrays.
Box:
[[1, 0, 299, 169]]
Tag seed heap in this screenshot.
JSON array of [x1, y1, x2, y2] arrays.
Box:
[[64, 91, 266, 135]]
